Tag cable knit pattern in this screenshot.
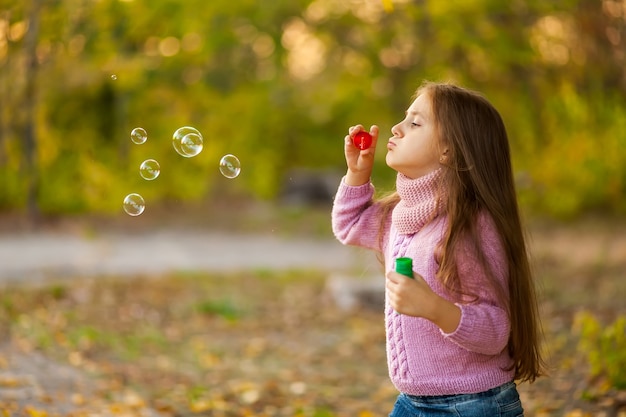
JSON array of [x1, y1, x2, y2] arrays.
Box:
[[386, 233, 413, 382], [331, 172, 515, 396]]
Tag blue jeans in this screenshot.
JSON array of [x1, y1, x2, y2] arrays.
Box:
[[389, 382, 524, 417]]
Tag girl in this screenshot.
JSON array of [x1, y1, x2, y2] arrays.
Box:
[[331, 81, 545, 416]]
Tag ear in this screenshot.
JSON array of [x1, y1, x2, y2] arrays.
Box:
[[439, 148, 449, 164]]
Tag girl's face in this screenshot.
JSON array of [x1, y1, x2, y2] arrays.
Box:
[[386, 92, 444, 179]]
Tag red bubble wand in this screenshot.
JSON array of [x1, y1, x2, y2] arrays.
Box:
[[352, 131, 373, 150]]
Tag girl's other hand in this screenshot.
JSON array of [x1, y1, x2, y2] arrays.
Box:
[[386, 270, 461, 333], [344, 124, 379, 186]]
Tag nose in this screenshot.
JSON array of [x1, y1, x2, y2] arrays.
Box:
[[391, 122, 402, 137]]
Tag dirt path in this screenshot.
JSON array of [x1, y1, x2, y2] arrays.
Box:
[[0, 230, 376, 285]]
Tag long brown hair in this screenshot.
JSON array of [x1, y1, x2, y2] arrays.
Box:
[[379, 81, 545, 382]]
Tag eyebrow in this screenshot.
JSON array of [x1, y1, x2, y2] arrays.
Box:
[[406, 110, 427, 120]]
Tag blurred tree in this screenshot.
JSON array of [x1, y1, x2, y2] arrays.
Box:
[[0, 0, 624, 217], [22, 0, 41, 223]]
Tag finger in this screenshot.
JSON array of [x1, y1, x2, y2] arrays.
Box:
[[367, 125, 380, 149], [385, 275, 394, 289], [349, 125, 363, 136], [386, 270, 405, 284]]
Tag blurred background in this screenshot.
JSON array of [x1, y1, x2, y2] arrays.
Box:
[[1, 2, 626, 416], [1, 0, 625, 222]]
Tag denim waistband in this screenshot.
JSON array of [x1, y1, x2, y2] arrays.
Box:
[[405, 381, 516, 405]]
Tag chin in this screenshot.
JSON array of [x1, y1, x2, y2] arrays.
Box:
[[386, 158, 405, 176], [385, 154, 395, 170]]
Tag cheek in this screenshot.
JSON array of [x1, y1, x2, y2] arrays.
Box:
[[425, 136, 441, 160]]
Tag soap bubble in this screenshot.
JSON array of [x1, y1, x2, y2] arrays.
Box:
[[181, 133, 203, 157], [123, 193, 145, 216], [111, 74, 117, 80], [139, 159, 160, 180], [219, 154, 241, 179], [172, 126, 203, 157], [131, 127, 147, 145]]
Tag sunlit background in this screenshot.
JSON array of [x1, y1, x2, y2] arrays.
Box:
[[1, 0, 625, 220]]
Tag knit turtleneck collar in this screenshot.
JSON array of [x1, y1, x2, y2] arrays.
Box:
[[392, 168, 445, 235]]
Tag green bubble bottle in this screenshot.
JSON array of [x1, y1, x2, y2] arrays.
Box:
[[395, 257, 413, 278]]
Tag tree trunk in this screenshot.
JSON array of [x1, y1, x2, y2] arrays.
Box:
[[23, 0, 42, 226]]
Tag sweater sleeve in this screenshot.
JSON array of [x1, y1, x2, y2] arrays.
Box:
[[331, 177, 386, 252], [440, 213, 511, 355]]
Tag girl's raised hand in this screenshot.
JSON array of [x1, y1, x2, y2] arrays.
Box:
[[344, 125, 379, 186]]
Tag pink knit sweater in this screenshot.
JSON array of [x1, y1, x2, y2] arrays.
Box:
[[331, 171, 515, 395]]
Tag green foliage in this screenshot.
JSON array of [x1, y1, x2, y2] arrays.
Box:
[[2, 0, 626, 217], [195, 298, 242, 321], [519, 85, 626, 217], [574, 311, 626, 390]]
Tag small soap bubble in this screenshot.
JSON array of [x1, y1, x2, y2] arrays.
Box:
[[172, 126, 203, 157], [111, 74, 117, 80], [123, 193, 145, 216], [131, 127, 147, 145], [139, 159, 160, 180], [219, 154, 241, 179]]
